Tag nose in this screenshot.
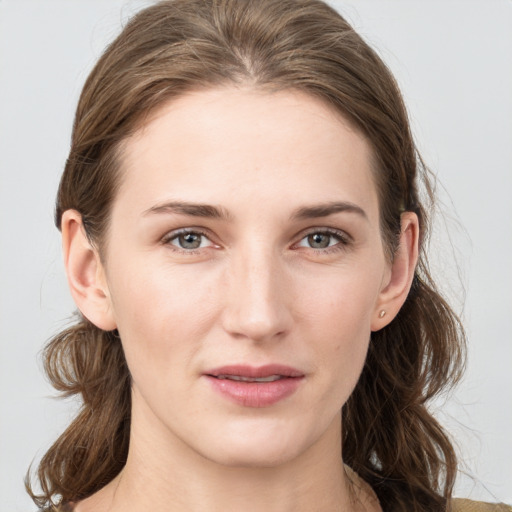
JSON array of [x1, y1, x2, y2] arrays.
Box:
[[221, 245, 292, 343]]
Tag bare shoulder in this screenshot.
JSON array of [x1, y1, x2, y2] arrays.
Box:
[[451, 498, 512, 511]]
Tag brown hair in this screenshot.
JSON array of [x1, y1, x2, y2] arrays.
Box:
[[27, 0, 465, 510]]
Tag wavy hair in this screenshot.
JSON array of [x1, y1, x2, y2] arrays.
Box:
[[27, 1, 465, 510]]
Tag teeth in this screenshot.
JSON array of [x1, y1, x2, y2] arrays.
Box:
[[216, 374, 283, 382]]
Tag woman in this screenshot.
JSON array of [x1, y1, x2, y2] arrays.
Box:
[[25, 0, 511, 511]]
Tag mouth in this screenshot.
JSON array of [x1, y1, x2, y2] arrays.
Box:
[[214, 374, 285, 383], [204, 365, 304, 407], [206, 364, 304, 379]]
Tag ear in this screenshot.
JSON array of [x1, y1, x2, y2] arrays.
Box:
[[371, 212, 419, 331], [61, 210, 117, 331]]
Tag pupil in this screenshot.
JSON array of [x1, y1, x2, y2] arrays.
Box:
[[308, 233, 329, 248], [180, 233, 201, 249]]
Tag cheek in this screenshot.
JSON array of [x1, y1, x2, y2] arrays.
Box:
[[107, 261, 220, 375], [298, 265, 382, 398], [301, 263, 382, 337]]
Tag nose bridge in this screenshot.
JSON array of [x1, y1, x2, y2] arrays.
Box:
[[222, 240, 290, 342]]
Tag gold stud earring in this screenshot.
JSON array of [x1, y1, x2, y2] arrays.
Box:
[[379, 310, 386, 318]]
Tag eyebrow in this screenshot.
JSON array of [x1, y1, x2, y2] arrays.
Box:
[[143, 201, 232, 220], [290, 201, 368, 221], [143, 200, 367, 222]]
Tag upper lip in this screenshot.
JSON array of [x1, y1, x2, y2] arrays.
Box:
[[205, 364, 304, 378]]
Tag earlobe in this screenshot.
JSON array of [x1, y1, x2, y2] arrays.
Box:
[[371, 212, 419, 331], [61, 210, 117, 331]]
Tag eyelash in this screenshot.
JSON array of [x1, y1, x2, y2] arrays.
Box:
[[161, 227, 351, 255], [295, 228, 351, 254], [161, 228, 215, 255]]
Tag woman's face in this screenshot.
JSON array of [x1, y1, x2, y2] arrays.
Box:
[[97, 87, 396, 467]]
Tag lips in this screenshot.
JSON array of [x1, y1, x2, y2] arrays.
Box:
[[204, 365, 304, 407], [216, 374, 283, 382]]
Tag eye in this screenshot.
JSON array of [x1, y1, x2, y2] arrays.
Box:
[[163, 229, 215, 251], [296, 229, 349, 251], [303, 232, 336, 249]]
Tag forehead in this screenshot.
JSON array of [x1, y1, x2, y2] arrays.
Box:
[[115, 87, 379, 220]]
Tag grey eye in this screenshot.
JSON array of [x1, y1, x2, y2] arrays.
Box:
[[173, 232, 204, 249], [296, 230, 348, 252], [306, 233, 334, 249]]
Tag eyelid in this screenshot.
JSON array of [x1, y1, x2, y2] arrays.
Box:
[[159, 226, 352, 255], [292, 227, 352, 252], [161, 227, 218, 252], [296, 226, 352, 243]]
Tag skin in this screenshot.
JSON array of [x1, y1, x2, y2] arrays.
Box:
[[62, 87, 418, 512]]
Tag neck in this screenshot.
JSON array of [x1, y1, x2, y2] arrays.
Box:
[[77, 399, 367, 512]]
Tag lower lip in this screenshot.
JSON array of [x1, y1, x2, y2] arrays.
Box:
[[205, 375, 303, 407]]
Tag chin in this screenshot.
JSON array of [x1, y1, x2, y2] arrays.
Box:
[[209, 443, 303, 469], [193, 418, 317, 469]]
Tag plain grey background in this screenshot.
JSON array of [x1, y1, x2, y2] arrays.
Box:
[[1, 1, 511, 510]]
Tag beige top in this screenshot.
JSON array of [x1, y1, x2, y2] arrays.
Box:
[[451, 499, 512, 512], [344, 465, 511, 512]]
